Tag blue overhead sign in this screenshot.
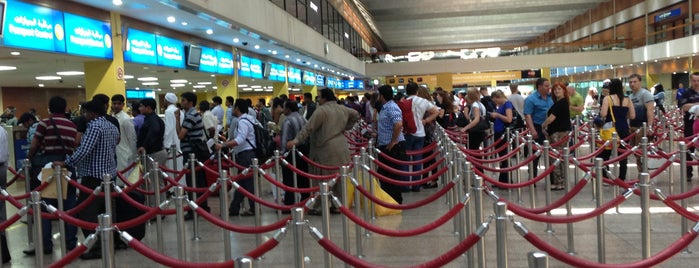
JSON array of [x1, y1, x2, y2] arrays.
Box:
[[342, 80, 364, 90], [326, 77, 340, 88], [302, 70, 315, 86], [156, 35, 184, 68], [216, 50, 233, 75], [249, 57, 263, 79], [288, 67, 301, 84], [268, 63, 286, 82], [2, 0, 66, 52], [124, 28, 157, 65], [198, 46, 217, 73], [238, 55, 251, 77], [315, 74, 325, 87], [63, 12, 112, 59]]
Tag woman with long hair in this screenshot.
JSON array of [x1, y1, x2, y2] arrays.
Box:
[[435, 90, 456, 129], [460, 88, 487, 151], [598, 78, 635, 181], [542, 82, 572, 190]]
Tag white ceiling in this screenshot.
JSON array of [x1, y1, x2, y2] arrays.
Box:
[[359, 0, 607, 51]]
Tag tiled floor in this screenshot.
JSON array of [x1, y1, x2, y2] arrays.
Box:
[[3, 143, 699, 267]]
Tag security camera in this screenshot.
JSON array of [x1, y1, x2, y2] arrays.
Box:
[[173, 69, 179, 73], [59, 79, 64, 83], [242, 42, 248, 46]]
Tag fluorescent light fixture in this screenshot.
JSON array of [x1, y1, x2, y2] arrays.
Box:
[[197, 82, 212, 85], [123, 75, 134, 79], [242, 88, 253, 91], [137, 77, 158, 81], [56, 71, 84, 76], [77, 85, 82, 88], [314, 64, 318, 68], [296, 58, 301, 62], [36, 76, 62, 80], [0, 66, 17, 71], [193, 85, 206, 88], [171, 83, 185, 87], [206, 29, 213, 35], [170, 79, 188, 83], [251, 85, 262, 88], [238, 84, 248, 87], [10, 51, 20, 56], [264, 88, 273, 92], [233, 38, 240, 43], [253, 88, 263, 92], [181, 21, 188, 26], [157, 88, 162, 91], [210, 74, 215, 77], [285, 55, 290, 58], [142, 82, 159, 86], [113, 0, 123, 6], [254, 45, 260, 49], [38, 84, 45, 87], [167, 16, 176, 23], [212, 86, 217, 89]]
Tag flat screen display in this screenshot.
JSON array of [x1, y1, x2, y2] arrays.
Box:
[[249, 57, 263, 79], [2, 0, 65, 52], [156, 35, 184, 68], [198, 46, 217, 73], [186, 45, 202, 67], [216, 50, 233, 75], [123, 28, 157, 65], [125, 89, 155, 99], [63, 12, 112, 59], [238, 55, 251, 77]]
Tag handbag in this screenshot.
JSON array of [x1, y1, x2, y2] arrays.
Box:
[[189, 139, 210, 161], [454, 111, 469, 127], [599, 96, 617, 149], [468, 102, 491, 133]]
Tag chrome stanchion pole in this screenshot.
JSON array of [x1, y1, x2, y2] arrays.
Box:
[[340, 166, 351, 267], [219, 170, 232, 261], [594, 158, 606, 263], [174, 187, 187, 260], [495, 201, 508, 268], [189, 153, 201, 240], [505, 127, 512, 188], [464, 161, 474, 268], [98, 214, 115, 268], [542, 140, 553, 233], [273, 150, 283, 208], [352, 155, 363, 258], [141, 151, 151, 208], [319, 183, 332, 268], [526, 135, 536, 208], [527, 251, 549, 268], [574, 115, 581, 157], [367, 141, 376, 220], [53, 165, 67, 257], [360, 147, 371, 232], [514, 132, 523, 203], [252, 158, 262, 247], [451, 150, 460, 236], [639, 172, 651, 259], [102, 174, 113, 217], [589, 127, 597, 201], [473, 175, 485, 268], [23, 159, 34, 249], [641, 136, 649, 175], [563, 147, 575, 255], [236, 257, 254, 268], [291, 147, 299, 203], [30, 192, 44, 267], [292, 208, 307, 268], [680, 142, 691, 254], [151, 165, 164, 253]]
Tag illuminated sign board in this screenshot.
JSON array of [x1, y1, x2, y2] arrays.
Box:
[[63, 12, 112, 59], [125, 89, 155, 99], [216, 50, 233, 75], [198, 46, 217, 73], [238, 55, 251, 77], [326, 77, 340, 88], [156, 35, 184, 68], [302, 70, 315, 86], [249, 57, 263, 79], [124, 28, 157, 65], [315, 74, 325, 87], [288, 67, 302, 84], [2, 0, 66, 52], [342, 80, 364, 89], [655, 8, 681, 23], [268, 63, 286, 82]]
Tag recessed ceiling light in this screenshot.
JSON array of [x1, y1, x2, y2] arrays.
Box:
[[193, 85, 206, 88], [254, 45, 260, 49], [314, 64, 318, 68], [10, 51, 20, 56], [171, 83, 185, 87], [36, 76, 62, 80], [157, 88, 162, 91], [38, 84, 45, 87], [181, 21, 188, 26], [251, 85, 262, 88], [167, 16, 176, 23], [197, 82, 212, 85], [137, 77, 158, 81], [233, 38, 240, 43], [142, 82, 159, 86], [272, 51, 278, 55], [242, 88, 253, 91], [135, 87, 140, 90], [206, 29, 213, 35], [123, 75, 134, 79], [238, 84, 248, 87], [296, 58, 301, 62], [285, 55, 290, 58], [212, 86, 217, 89], [192, 89, 197, 92], [170, 79, 188, 83], [253, 88, 263, 92], [113, 0, 123, 6], [0, 66, 17, 71], [77, 85, 82, 88], [210, 74, 215, 77], [56, 71, 84, 76]]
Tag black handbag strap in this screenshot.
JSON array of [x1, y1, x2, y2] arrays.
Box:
[[49, 117, 68, 154]]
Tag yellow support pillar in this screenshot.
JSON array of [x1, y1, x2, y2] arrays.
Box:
[[83, 11, 126, 99], [435, 73, 453, 92], [273, 82, 289, 97], [541, 68, 551, 80]]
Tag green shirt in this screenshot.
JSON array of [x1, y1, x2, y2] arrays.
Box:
[[569, 92, 584, 118]]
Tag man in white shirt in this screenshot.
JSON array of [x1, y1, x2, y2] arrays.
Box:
[[508, 83, 525, 118], [211, 96, 224, 134], [405, 82, 439, 192], [111, 94, 137, 174], [199, 100, 218, 141], [163, 92, 184, 182]]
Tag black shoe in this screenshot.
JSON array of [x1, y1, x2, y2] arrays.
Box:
[[79, 249, 102, 260], [22, 248, 52, 256], [184, 212, 194, 221], [423, 182, 438, 189], [307, 209, 322, 216], [280, 210, 291, 214], [411, 188, 421, 192], [115, 241, 129, 250]]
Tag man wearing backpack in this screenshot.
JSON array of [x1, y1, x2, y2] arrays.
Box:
[[404, 82, 438, 192], [215, 99, 257, 217]]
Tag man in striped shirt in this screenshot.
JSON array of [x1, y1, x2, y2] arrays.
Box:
[[177, 92, 210, 219]]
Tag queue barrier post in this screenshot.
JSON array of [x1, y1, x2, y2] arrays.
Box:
[[53, 165, 67, 257], [542, 140, 553, 233], [22, 159, 34, 250], [102, 174, 113, 218], [495, 201, 508, 268], [640, 172, 651, 259], [174, 186, 187, 260], [594, 158, 606, 263], [367, 140, 376, 220], [340, 166, 351, 268], [514, 131, 523, 204], [219, 170, 232, 261], [98, 214, 115, 268], [189, 153, 201, 241], [236, 257, 254, 268], [679, 142, 691, 254], [464, 161, 475, 268], [292, 207, 306, 268], [527, 251, 549, 268], [292, 147, 300, 204], [151, 165, 164, 253], [641, 136, 649, 175], [589, 127, 596, 201], [252, 158, 262, 248], [352, 155, 363, 258], [473, 175, 485, 268], [273, 150, 282, 209], [526, 135, 536, 208], [30, 192, 44, 267], [563, 147, 575, 255], [359, 147, 372, 236], [319, 183, 332, 268], [455, 157, 465, 242]]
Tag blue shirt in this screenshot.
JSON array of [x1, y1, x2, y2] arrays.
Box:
[[233, 113, 256, 154], [377, 100, 405, 146], [523, 91, 553, 125], [65, 116, 119, 178], [493, 101, 513, 133], [226, 105, 234, 128]]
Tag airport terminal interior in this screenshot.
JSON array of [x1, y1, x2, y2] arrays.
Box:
[[2, 0, 699, 267]]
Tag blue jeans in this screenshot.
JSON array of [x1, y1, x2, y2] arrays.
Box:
[[404, 135, 425, 190]]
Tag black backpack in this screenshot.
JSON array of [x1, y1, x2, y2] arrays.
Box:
[[509, 103, 525, 130], [242, 118, 276, 162]]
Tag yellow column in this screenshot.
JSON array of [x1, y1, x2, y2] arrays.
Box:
[[541, 68, 551, 80], [490, 80, 497, 89], [216, 75, 237, 99], [435, 73, 453, 92], [84, 11, 126, 99], [273, 82, 289, 97], [302, 85, 317, 96]]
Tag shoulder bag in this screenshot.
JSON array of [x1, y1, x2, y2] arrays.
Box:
[[599, 96, 617, 149]]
